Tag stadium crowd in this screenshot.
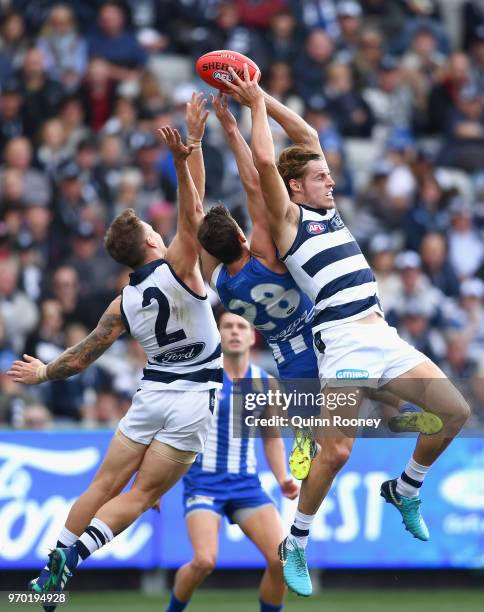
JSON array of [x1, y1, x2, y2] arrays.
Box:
[[0, 0, 484, 428]]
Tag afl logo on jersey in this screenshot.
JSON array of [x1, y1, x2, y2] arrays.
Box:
[[306, 221, 326, 235], [153, 342, 205, 364]]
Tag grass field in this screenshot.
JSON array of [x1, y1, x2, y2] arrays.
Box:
[[12, 589, 483, 612]]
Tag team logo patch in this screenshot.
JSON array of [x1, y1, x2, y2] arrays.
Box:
[[306, 221, 326, 235], [213, 70, 233, 83], [153, 342, 205, 364], [330, 213, 345, 230], [336, 369, 370, 379]]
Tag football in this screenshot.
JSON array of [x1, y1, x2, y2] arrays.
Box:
[[195, 50, 261, 92]]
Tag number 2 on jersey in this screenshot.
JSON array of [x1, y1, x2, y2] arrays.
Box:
[[142, 287, 187, 347]]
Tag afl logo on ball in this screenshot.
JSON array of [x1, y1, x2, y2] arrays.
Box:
[[306, 221, 326, 235], [213, 70, 233, 83]]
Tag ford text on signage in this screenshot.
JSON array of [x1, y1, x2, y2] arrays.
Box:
[[0, 433, 482, 569]]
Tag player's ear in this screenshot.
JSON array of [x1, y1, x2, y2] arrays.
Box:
[[289, 178, 300, 193]]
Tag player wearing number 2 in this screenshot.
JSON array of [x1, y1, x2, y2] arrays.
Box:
[[8, 118, 222, 597]]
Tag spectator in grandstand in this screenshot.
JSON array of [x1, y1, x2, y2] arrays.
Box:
[[401, 24, 446, 98], [325, 61, 375, 137], [335, 0, 363, 62], [0, 79, 25, 154], [0, 12, 27, 84], [37, 118, 72, 177], [419, 232, 460, 297], [446, 278, 484, 361], [87, 1, 148, 81], [352, 27, 383, 89], [0, 168, 26, 211], [16, 47, 65, 138], [36, 3, 88, 91], [0, 136, 51, 207], [0, 258, 38, 354], [20, 403, 53, 430], [103, 97, 139, 147], [50, 265, 97, 329], [440, 330, 478, 382], [79, 58, 117, 132], [147, 200, 177, 244], [53, 160, 98, 241], [367, 234, 400, 310], [404, 173, 449, 250], [290, 0, 340, 39], [469, 25, 484, 90], [59, 95, 90, 151], [427, 51, 472, 135], [15, 231, 44, 302], [0, 369, 37, 427], [23, 202, 57, 268], [397, 300, 443, 364], [447, 198, 484, 279], [92, 134, 126, 212], [24, 299, 64, 365], [385, 250, 444, 327], [359, 0, 405, 41], [266, 9, 300, 64], [363, 55, 416, 133], [294, 29, 334, 107], [64, 221, 120, 297]]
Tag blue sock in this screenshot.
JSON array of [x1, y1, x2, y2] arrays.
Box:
[[260, 600, 283, 612], [166, 592, 189, 612]]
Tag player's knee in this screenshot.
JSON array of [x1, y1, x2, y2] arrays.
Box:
[[322, 440, 352, 474], [89, 475, 122, 501], [192, 552, 216, 577]]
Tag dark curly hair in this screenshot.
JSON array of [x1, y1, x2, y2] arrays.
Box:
[[198, 205, 243, 264]]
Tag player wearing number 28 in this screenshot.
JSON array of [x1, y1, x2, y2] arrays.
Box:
[[8, 119, 222, 595]]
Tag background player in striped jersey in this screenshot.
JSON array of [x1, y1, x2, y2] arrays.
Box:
[[8, 124, 223, 597], [195, 92, 320, 479], [166, 311, 299, 612], [225, 66, 471, 597]]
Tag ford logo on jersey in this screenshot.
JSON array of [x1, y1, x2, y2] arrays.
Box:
[[153, 342, 206, 364], [306, 221, 326, 234]]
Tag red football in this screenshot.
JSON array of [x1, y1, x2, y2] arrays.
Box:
[[196, 50, 261, 93]]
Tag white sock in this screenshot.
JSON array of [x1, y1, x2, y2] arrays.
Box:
[[396, 457, 430, 498], [57, 526, 78, 547], [76, 518, 114, 563], [288, 510, 316, 549]]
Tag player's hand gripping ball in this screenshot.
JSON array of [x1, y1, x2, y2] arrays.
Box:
[[196, 50, 261, 93]]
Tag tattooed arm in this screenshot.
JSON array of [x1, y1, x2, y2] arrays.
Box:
[[8, 297, 126, 384]]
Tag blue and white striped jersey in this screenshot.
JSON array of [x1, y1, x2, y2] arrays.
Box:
[[281, 205, 383, 333], [184, 363, 270, 485], [121, 258, 222, 391], [212, 257, 317, 376]]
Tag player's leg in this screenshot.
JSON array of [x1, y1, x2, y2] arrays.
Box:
[[380, 359, 470, 540], [168, 510, 221, 611], [236, 504, 285, 612], [29, 430, 147, 595], [64, 430, 147, 535], [36, 442, 195, 595]]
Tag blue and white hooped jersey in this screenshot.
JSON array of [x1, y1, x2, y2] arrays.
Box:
[[211, 257, 317, 376], [184, 364, 269, 487], [281, 205, 383, 333], [121, 258, 222, 391]]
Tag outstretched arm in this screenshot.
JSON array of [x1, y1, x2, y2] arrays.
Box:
[[211, 92, 275, 261], [8, 297, 125, 384], [158, 127, 204, 274], [264, 92, 325, 159], [226, 65, 296, 247], [185, 92, 209, 201]]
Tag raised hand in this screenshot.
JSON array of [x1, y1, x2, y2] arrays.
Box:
[[211, 92, 237, 132], [185, 92, 209, 141], [158, 126, 194, 163], [8, 354, 47, 385], [225, 63, 263, 108]]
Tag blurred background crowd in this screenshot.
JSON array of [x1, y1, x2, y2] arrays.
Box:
[[0, 0, 484, 429]]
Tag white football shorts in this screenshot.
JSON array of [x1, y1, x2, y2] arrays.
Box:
[[315, 318, 428, 387], [118, 387, 216, 453]]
